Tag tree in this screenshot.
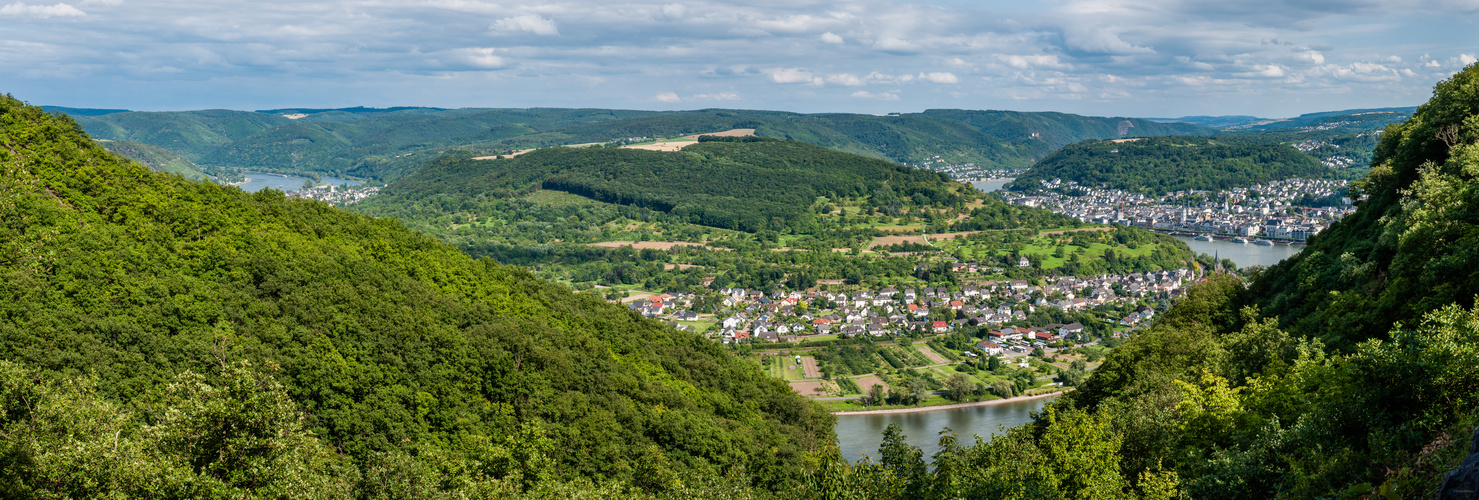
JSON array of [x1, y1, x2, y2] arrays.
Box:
[[945, 373, 973, 401], [867, 383, 887, 407]]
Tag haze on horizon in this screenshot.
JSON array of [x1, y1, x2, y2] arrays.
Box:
[[2, 0, 1475, 118]]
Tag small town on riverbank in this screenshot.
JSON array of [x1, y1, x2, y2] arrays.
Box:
[[1000, 177, 1355, 241], [619, 263, 1203, 411], [286, 184, 382, 206]]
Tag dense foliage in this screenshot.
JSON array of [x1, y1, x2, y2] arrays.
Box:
[[376, 139, 962, 233], [98, 139, 208, 180], [1011, 136, 1333, 195], [0, 95, 832, 497]]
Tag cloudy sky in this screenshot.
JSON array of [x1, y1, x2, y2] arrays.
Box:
[[1, 0, 1475, 117]]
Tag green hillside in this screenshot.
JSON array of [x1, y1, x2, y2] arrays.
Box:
[[75, 109, 291, 160], [353, 137, 1197, 303], [788, 63, 1479, 500], [375, 137, 961, 233], [60, 106, 1215, 183], [97, 139, 209, 180], [1010, 136, 1334, 195], [0, 95, 830, 497]]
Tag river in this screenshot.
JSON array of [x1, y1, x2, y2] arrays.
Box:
[[834, 395, 1054, 463], [971, 179, 1014, 193], [1172, 236, 1303, 268], [234, 172, 363, 193]]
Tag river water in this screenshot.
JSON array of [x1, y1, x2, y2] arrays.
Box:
[[1172, 236, 1303, 268], [834, 395, 1054, 463], [971, 179, 1014, 193], [234, 172, 363, 193]]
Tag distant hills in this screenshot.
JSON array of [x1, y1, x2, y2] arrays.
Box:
[[40, 105, 131, 116], [56, 106, 1213, 183], [51, 103, 1413, 188], [1009, 136, 1334, 195], [1148, 106, 1417, 132]]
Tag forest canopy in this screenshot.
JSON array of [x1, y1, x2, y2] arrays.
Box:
[[0, 95, 832, 497], [1010, 136, 1334, 195]]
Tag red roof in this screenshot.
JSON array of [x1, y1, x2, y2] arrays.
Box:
[[932, 321, 948, 328]]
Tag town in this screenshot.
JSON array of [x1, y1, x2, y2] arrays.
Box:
[[1000, 177, 1355, 241], [907, 156, 1023, 183], [625, 266, 1198, 348], [286, 184, 382, 206]]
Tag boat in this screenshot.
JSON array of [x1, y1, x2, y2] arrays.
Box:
[[1253, 239, 1274, 246], [1194, 234, 1214, 241], [1230, 237, 1249, 244]]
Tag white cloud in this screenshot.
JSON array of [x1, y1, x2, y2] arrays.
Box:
[[1328, 62, 1402, 82], [1462, 54, 1478, 66], [851, 90, 898, 100], [766, 67, 820, 85], [0, 2, 84, 18], [1239, 64, 1285, 78], [918, 72, 958, 84], [457, 47, 505, 69], [652, 92, 740, 102], [1301, 51, 1325, 65], [997, 54, 1069, 70], [1060, 27, 1152, 55], [872, 37, 920, 54], [825, 73, 864, 86], [490, 14, 559, 36], [820, 32, 843, 45], [660, 3, 686, 20]]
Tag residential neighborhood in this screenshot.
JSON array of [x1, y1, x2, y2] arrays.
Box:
[[286, 184, 382, 206], [1000, 177, 1355, 241], [624, 266, 1197, 350]]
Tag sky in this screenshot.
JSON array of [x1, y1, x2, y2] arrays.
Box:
[[1, 0, 1476, 118]]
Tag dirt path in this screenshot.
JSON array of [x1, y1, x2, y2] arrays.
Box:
[[800, 356, 821, 378], [620, 129, 756, 152], [789, 381, 827, 396], [1042, 227, 1114, 235], [472, 149, 535, 160], [831, 391, 1065, 415], [853, 375, 889, 395], [590, 241, 717, 251], [868, 231, 983, 249], [914, 343, 949, 364]]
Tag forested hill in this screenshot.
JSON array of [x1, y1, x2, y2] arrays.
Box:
[[0, 95, 831, 497], [1009, 136, 1333, 195], [368, 137, 965, 233], [63, 105, 1213, 182], [97, 139, 209, 180]]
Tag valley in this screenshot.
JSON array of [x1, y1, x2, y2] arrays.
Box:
[[6, 65, 1474, 498]]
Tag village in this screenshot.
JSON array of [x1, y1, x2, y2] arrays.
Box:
[[1000, 177, 1356, 241], [624, 266, 1197, 349], [907, 156, 1022, 183], [286, 184, 382, 206]]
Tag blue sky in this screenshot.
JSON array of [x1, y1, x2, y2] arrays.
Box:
[[1, 0, 1475, 117]]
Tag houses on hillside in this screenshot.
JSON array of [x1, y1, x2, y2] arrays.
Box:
[[627, 268, 1192, 345]]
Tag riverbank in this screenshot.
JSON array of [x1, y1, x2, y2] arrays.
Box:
[[831, 390, 1065, 416]]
